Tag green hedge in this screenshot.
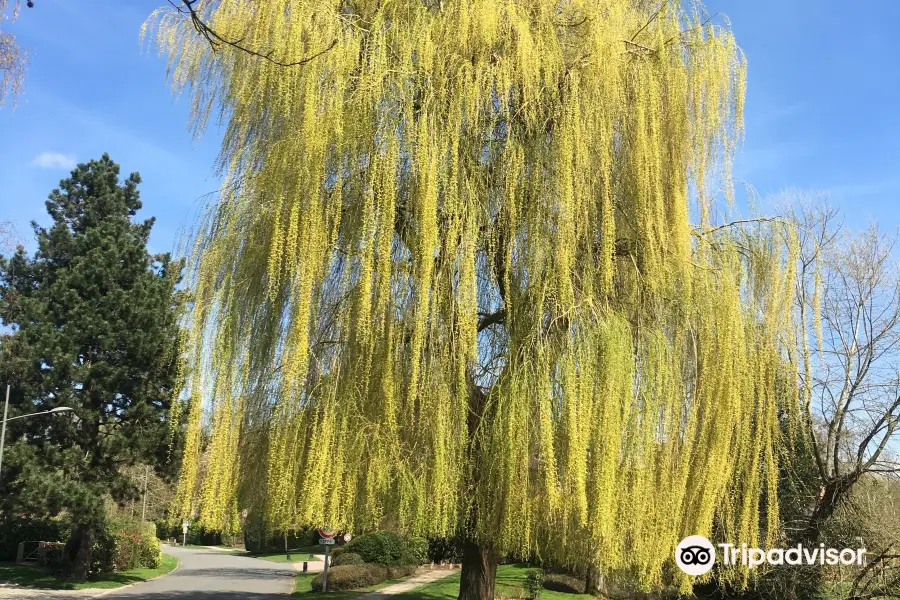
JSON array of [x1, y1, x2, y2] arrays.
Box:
[[402, 536, 428, 566], [345, 532, 402, 565], [310, 564, 389, 591], [344, 531, 428, 566]]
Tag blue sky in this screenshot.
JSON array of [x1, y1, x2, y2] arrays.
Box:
[[1, 0, 899, 256], [0, 1, 223, 255]]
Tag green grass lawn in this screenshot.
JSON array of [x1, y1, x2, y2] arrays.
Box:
[[0, 553, 178, 590], [291, 571, 418, 599], [250, 544, 325, 556], [391, 564, 595, 600], [252, 551, 323, 563]]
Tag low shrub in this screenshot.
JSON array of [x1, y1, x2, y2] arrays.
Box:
[[525, 569, 545, 600], [542, 573, 586, 594], [387, 564, 418, 579], [332, 551, 364, 566], [138, 522, 162, 568], [329, 546, 346, 562], [92, 518, 162, 573], [114, 529, 144, 571], [310, 564, 389, 591], [91, 526, 118, 574]]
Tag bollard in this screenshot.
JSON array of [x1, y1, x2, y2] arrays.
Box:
[[303, 561, 308, 572]]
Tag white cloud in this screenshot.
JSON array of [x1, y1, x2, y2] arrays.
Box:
[[30, 152, 76, 170]]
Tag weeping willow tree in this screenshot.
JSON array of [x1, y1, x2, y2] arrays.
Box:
[[146, 0, 799, 596]]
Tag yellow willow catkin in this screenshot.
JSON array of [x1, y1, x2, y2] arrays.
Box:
[[146, 0, 800, 590]]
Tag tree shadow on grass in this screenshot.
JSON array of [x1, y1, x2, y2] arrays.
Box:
[[0, 562, 74, 589], [0, 559, 177, 591]]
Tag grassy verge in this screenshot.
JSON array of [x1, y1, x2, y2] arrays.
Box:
[[181, 544, 245, 554], [249, 551, 323, 563], [291, 571, 415, 599], [391, 564, 595, 600], [0, 553, 178, 590], [253, 552, 323, 563]]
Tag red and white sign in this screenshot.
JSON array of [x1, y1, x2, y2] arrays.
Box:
[[318, 527, 336, 540]]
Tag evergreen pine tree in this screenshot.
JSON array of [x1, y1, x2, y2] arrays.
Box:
[[0, 154, 184, 580]]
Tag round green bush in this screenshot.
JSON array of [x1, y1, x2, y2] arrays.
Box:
[[332, 551, 364, 566], [329, 546, 346, 562], [310, 564, 389, 591], [345, 531, 404, 566]]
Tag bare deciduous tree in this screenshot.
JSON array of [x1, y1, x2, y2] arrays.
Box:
[[0, 220, 20, 252], [0, 0, 28, 107], [843, 478, 900, 600], [787, 195, 900, 546]]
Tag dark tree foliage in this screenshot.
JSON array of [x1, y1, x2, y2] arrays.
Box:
[[0, 154, 184, 580]]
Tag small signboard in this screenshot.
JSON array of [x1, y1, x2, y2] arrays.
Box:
[[182, 522, 189, 533], [343, 533, 352, 542], [319, 538, 336, 545]]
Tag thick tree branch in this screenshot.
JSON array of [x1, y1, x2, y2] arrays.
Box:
[[477, 309, 506, 333], [166, 0, 337, 68]]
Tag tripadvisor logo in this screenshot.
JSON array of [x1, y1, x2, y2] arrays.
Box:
[[676, 535, 716, 576], [675, 536, 867, 576]]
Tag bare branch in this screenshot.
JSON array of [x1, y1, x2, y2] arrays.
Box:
[[692, 217, 780, 237], [165, 0, 337, 68]]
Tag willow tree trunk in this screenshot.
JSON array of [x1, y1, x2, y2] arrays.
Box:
[[585, 565, 606, 596], [457, 375, 497, 600], [64, 523, 93, 582], [458, 540, 499, 600]]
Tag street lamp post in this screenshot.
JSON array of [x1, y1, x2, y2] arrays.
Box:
[[0, 384, 74, 479]]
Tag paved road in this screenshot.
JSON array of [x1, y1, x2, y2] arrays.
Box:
[[0, 546, 296, 600], [0, 546, 297, 600], [104, 545, 297, 600]]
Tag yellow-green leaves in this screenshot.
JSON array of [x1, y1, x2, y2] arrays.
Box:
[[149, 0, 796, 590]]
